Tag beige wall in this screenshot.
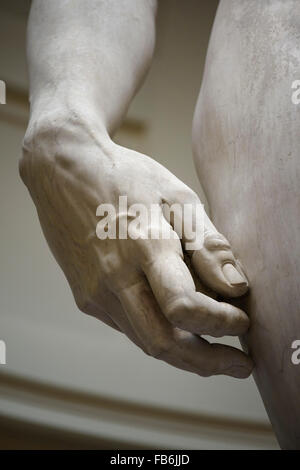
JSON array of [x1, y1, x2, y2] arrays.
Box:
[[0, 0, 278, 449]]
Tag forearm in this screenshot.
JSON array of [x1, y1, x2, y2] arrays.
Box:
[[26, 0, 157, 138]]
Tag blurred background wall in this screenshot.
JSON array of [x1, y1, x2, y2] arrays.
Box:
[[0, 0, 278, 449]]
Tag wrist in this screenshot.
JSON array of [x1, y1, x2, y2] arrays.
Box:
[[20, 105, 111, 185]]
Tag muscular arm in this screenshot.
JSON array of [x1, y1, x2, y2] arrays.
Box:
[[20, 0, 253, 378]]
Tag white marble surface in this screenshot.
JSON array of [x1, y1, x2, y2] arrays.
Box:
[[0, 1, 278, 449]]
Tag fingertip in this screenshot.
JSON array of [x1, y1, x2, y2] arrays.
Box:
[[218, 301, 250, 336], [226, 357, 254, 379], [191, 233, 250, 298], [215, 343, 254, 378], [207, 343, 254, 378]]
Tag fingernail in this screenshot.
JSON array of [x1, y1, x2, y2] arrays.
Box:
[[222, 263, 248, 287]]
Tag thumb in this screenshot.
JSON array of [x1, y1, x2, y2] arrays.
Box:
[[192, 214, 249, 298]]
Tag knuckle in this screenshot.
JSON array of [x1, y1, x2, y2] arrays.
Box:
[[200, 309, 225, 337], [198, 347, 218, 377], [175, 185, 199, 204], [199, 369, 214, 378], [145, 337, 173, 359], [74, 294, 91, 313], [165, 296, 194, 327], [74, 285, 99, 314], [185, 188, 200, 204], [204, 232, 232, 252]]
